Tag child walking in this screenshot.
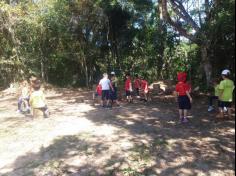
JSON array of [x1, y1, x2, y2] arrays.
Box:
[[125, 74, 133, 103], [134, 74, 141, 98], [217, 69, 235, 119], [208, 79, 220, 112], [110, 72, 120, 107], [140, 76, 149, 102], [29, 79, 49, 118], [99, 73, 114, 108], [175, 72, 193, 123], [17, 80, 30, 113]]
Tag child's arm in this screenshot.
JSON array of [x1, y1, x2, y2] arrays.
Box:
[[129, 83, 133, 92], [186, 91, 193, 103], [109, 83, 114, 92]]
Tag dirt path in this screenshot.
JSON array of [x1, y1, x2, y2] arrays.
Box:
[[0, 89, 235, 176]]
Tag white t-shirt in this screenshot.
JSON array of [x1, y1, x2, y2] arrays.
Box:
[[99, 78, 111, 90]]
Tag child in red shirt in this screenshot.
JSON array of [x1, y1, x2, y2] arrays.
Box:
[[134, 74, 141, 97], [93, 84, 102, 106], [125, 74, 133, 103], [140, 77, 149, 102], [175, 72, 193, 123]]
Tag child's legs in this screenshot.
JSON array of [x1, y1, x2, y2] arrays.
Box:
[[179, 109, 184, 118], [18, 97, 23, 110], [209, 96, 218, 106], [218, 101, 224, 118], [184, 110, 188, 117]]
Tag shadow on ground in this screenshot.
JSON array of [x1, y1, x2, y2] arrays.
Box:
[[1, 91, 235, 176]]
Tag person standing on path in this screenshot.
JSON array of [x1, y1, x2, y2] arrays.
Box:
[[217, 69, 235, 119], [99, 73, 114, 108], [110, 72, 120, 107]]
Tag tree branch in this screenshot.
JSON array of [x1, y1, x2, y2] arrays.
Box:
[[161, 0, 200, 44], [170, 0, 200, 31]]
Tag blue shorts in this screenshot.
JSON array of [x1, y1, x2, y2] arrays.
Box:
[[178, 96, 191, 110], [218, 101, 232, 108], [126, 91, 131, 97], [110, 87, 118, 100], [102, 90, 110, 100]]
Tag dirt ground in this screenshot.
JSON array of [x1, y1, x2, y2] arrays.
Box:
[[0, 88, 235, 176]]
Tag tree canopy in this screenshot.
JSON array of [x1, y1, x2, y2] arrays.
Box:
[[0, 0, 235, 88]]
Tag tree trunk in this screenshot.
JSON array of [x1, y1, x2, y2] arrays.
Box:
[[201, 45, 212, 87], [41, 56, 45, 82]]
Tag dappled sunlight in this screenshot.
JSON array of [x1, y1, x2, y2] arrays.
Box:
[[0, 88, 235, 175]]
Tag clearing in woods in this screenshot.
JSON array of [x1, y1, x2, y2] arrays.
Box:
[[0, 88, 235, 176]]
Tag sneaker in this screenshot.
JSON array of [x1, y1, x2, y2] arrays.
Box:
[[224, 107, 228, 112], [208, 106, 214, 112], [44, 110, 50, 118], [183, 118, 189, 123], [16, 110, 21, 113], [179, 117, 184, 123]]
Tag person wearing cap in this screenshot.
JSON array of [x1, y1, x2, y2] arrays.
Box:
[[110, 72, 120, 107], [207, 78, 221, 112], [175, 72, 193, 123], [217, 69, 235, 119]]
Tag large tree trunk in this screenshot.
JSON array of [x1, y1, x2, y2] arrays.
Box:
[[201, 45, 212, 87]]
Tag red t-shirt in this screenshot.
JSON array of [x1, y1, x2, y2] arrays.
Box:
[[134, 79, 141, 89], [125, 78, 132, 91], [141, 80, 149, 93], [176, 82, 190, 96], [96, 85, 102, 96]]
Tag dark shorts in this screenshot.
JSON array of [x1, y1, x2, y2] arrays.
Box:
[[218, 101, 232, 108], [136, 88, 139, 96], [178, 96, 191, 110], [126, 91, 131, 97], [102, 90, 110, 100], [110, 87, 118, 100]]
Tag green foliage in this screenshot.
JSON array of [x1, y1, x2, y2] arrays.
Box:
[[0, 0, 234, 88]]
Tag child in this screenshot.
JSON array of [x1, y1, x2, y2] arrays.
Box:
[[140, 76, 149, 102], [17, 80, 30, 113], [110, 72, 120, 107], [208, 79, 220, 112], [217, 69, 235, 119], [125, 74, 133, 103], [93, 84, 102, 106], [134, 74, 141, 97], [99, 73, 114, 108], [175, 72, 193, 123], [29, 79, 49, 118]]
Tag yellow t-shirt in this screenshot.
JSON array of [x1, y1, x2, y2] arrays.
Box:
[[29, 90, 46, 108], [214, 84, 220, 97], [219, 79, 235, 102]]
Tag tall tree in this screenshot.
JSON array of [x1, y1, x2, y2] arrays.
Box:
[[160, 0, 214, 86]]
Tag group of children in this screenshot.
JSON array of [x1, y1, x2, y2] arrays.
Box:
[[95, 69, 234, 123], [17, 77, 49, 118], [18, 69, 234, 122], [94, 72, 149, 108], [207, 69, 235, 119], [174, 69, 234, 123]]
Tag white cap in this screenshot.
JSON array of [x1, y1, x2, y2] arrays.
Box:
[[111, 71, 115, 75], [222, 69, 230, 75]]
